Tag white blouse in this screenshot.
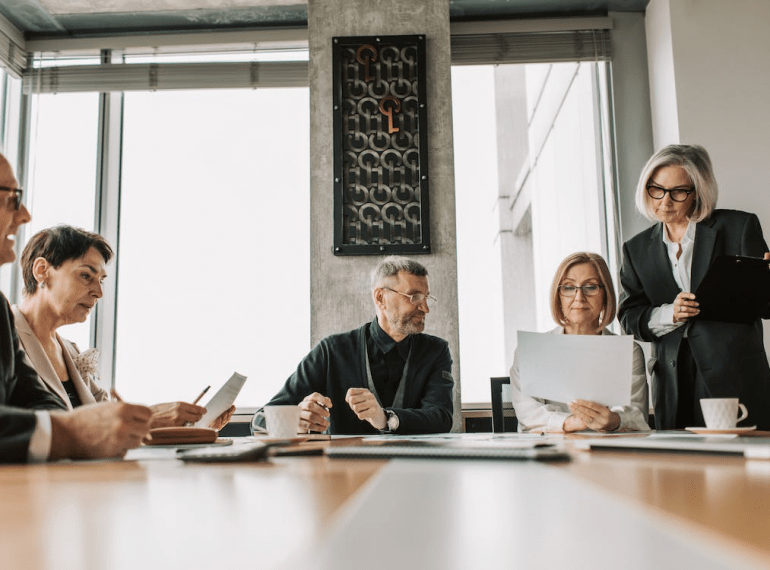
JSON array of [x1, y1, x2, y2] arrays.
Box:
[[509, 327, 650, 433]]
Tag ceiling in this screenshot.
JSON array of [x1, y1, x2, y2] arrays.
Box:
[[1, 0, 649, 39]]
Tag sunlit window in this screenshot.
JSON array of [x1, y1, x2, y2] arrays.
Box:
[[22, 92, 100, 349], [114, 87, 310, 408], [453, 62, 617, 403]]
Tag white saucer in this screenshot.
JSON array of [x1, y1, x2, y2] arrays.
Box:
[[685, 426, 757, 435]]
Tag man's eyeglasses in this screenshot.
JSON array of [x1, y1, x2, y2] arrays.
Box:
[[0, 186, 23, 211], [646, 183, 694, 203], [558, 284, 603, 297], [382, 286, 437, 307]]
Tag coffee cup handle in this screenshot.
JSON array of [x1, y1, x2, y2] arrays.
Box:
[[737, 403, 749, 423], [251, 411, 268, 435]]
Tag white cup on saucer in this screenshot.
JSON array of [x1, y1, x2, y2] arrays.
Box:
[[251, 405, 301, 438], [699, 398, 748, 430]]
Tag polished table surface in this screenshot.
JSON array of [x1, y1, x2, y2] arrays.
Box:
[[2, 434, 770, 570]]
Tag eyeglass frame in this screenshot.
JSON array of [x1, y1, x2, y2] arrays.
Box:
[[557, 284, 604, 297], [0, 186, 23, 211], [381, 286, 437, 307], [645, 182, 695, 203]]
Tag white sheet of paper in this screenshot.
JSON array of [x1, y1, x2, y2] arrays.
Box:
[[517, 331, 633, 407], [193, 372, 247, 427]]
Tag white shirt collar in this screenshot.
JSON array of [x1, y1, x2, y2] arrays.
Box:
[[662, 219, 696, 246]]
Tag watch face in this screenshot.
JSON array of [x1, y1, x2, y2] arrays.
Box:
[[387, 412, 399, 431]]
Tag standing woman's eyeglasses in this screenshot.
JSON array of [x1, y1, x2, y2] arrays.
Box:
[[0, 186, 23, 211], [645, 183, 694, 203]]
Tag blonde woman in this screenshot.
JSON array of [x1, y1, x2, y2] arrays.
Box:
[[510, 252, 649, 433]]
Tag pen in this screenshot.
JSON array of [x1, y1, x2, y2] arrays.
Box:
[[192, 385, 211, 405], [110, 389, 124, 402]]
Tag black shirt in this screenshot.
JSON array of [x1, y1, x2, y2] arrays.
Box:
[[61, 379, 83, 409], [367, 317, 411, 408], [265, 317, 454, 434]]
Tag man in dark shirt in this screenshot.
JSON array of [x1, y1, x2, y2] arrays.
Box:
[[0, 151, 152, 462], [264, 256, 454, 434]]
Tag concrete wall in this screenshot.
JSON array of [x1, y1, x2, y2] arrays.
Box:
[[645, 0, 770, 355], [308, 0, 461, 429], [608, 11, 655, 244]]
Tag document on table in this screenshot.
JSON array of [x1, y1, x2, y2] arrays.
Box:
[[517, 331, 633, 407], [193, 372, 247, 427]]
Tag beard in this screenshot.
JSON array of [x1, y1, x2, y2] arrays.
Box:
[[388, 307, 426, 336]]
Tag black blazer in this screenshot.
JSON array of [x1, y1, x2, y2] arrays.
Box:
[[0, 293, 67, 463], [619, 209, 770, 430]]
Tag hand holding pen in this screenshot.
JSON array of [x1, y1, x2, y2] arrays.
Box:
[[298, 392, 333, 433]]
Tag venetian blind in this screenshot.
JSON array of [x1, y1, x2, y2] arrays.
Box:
[[22, 60, 309, 94], [451, 28, 612, 65], [0, 27, 25, 78]]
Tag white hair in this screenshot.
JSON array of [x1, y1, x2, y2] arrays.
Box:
[[634, 144, 718, 223]]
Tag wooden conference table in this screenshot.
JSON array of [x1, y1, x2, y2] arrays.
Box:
[[2, 434, 770, 570]]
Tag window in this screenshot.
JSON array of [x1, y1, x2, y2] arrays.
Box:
[[453, 60, 618, 404], [16, 49, 311, 409], [114, 87, 310, 407]]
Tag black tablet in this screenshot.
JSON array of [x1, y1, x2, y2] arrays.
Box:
[[695, 255, 770, 324]]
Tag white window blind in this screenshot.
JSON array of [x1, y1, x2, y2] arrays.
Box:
[[22, 60, 309, 94], [0, 27, 25, 78], [451, 28, 612, 65]]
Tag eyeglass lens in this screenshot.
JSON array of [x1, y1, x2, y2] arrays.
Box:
[[646, 184, 691, 202], [0, 187, 22, 211], [559, 285, 602, 297]]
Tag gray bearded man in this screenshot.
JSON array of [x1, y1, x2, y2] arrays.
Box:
[[260, 255, 454, 435]]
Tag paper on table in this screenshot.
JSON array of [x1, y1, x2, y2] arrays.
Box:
[[193, 372, 247, 428], [517, 331, 633, 407]]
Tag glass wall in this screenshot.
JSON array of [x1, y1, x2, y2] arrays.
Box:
[[453, 61, 617, 404], [114, 87, 310, 407], [19, 92, 100, 349]]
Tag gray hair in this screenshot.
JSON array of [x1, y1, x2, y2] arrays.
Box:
[[371, 255, 429, 289], [635, 144, 718, 223]]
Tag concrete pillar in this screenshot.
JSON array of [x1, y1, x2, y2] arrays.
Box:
[[308, 0, 461, 430]]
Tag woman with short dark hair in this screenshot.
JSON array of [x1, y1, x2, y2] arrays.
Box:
[[14, 225, 233, 428]]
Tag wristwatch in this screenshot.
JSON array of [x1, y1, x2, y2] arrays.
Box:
[[384, 409, 400, 433]]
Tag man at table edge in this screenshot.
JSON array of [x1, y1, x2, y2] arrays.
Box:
[[261, 255, 454, 435], [0, 151, 152, 463]]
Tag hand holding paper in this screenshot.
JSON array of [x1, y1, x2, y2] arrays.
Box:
[[517, 331, 633, 407], [193, 372, 247, 428]]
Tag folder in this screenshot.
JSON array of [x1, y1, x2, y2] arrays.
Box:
[[694, 255, 770, 324]]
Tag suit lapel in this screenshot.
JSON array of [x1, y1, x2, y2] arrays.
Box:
[[691, 218, 717, 292], [58, 336, 97, 405], [11, 306, 73, 410], [649, 224, 682, 298]]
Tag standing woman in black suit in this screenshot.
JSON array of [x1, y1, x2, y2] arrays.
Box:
[[618, 144, 770, 430]]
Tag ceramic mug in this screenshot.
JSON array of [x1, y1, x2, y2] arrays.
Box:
[[699, 398, 749, 429], [251, 405, 301, 438]]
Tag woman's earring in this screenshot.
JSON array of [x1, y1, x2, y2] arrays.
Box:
[[39, 281, 45, 289]]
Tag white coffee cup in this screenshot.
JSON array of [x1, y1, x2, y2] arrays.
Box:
[[251, 405, 301, 438], [700, 398, 749, 429]]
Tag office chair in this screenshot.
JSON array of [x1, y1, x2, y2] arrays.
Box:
[[490, 376, 518, 432]]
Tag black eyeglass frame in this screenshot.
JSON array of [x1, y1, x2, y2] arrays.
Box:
[[645, 183, 695, 203], [557, 284, 604, 297], [0, 186, 23, 211]]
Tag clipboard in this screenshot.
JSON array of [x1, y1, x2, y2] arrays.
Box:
[[694, 255, 770, 324]]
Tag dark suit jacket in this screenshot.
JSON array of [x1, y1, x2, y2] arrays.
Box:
[[619, 209, 770, 430], [0, 293, 67, 463], [267, 320, 454, 434]]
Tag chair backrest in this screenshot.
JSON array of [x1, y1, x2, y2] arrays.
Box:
[[490, 376, 517, 432]]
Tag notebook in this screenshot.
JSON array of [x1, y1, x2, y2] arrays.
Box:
[[586, 435, 770, 459]]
